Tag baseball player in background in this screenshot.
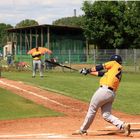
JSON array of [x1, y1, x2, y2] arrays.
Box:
[[31, 47, 43, 78], [72, 55, 131, 136]]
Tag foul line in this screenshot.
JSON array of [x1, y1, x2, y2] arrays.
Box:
[[130, 122, 140, 125], [106, 122, 140, 128], [0, 133, 68, 138], [0, 80, 80, 111]]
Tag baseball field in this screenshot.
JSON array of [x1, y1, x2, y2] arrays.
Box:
[[0, 71, 140, 140]]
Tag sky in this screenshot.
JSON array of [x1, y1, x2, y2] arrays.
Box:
[[0, 0, 85, 26]]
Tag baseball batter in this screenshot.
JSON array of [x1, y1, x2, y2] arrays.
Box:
[[72, 55, 131, 136]]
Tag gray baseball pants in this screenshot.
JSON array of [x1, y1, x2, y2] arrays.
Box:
[[32, 60, 43, 77], [80, 86, 124, 131]]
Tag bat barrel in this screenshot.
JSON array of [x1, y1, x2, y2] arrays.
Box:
[[45, 60, 78, 71]]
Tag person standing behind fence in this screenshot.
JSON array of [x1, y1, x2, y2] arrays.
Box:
[[6, 52, 13, 66], [31, 47, 43, 78]]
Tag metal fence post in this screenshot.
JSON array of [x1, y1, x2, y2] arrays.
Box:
[[134, 49, 137, 72], [93, 49, 96, 64], [116, 49, 119, 55], [69, 49, 71, 71], [0, 54, 2, 77]]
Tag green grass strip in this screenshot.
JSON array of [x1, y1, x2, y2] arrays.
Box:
[[2, 71, 140, 115], [0, 87, 63, 120]]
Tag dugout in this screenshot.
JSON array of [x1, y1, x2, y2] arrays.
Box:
[[6, 24, 86, 64]]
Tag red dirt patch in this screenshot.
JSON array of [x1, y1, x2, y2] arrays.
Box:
[[0, 78, 139, 140]]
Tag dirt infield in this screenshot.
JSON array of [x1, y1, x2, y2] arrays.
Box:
[[0, 78, 140, 140]]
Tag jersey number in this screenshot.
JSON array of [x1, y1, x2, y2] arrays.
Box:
[[116, 68, 122, 81]]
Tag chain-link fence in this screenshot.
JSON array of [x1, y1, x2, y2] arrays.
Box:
[[2, 49, 140, 72], [85, 49, 140, 72], [54, 49, 140, 72]]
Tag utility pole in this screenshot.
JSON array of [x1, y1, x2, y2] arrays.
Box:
[[0, 53, 2, 77], [74, 9, 77, 17]]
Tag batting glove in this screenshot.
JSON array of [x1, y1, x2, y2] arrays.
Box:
[[79, 68, 91, 75]]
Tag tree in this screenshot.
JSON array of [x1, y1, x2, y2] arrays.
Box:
[[0, 23, 13, 47], [15, 19, 39, 28], [82, 1, 140, 49], [123, 1, 140, 48], [52, 16, 84, 27]]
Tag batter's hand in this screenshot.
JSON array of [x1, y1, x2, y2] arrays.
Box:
[[79, 68, 90, 75]]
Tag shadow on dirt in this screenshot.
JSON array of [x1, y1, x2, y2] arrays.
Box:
[[92, 128, 140, 137]]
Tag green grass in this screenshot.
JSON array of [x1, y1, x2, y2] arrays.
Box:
[[2, 71, 140, 115], [2, 71, 98, 101], [113, 72, 140, 114], [0, 87, 63, 120]]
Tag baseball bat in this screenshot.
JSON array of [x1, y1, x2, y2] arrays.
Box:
[[45, 60, 78, 71]]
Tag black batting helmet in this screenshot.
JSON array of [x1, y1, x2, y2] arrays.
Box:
[[110, 55, 122, 64]]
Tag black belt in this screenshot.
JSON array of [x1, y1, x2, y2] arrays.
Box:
[[100, 85, 114, 91], [33, 59, 41, 61]]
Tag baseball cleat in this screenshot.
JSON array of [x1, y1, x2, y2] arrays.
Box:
[[72, 130, 87, 135], [123, 123, 131, 136]]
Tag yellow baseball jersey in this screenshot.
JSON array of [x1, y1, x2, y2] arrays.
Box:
[[99, 61, 122, 91], [32, 51, 42, 60]]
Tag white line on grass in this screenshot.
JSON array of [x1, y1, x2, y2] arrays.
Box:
[[0, 80, 80, 111]]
